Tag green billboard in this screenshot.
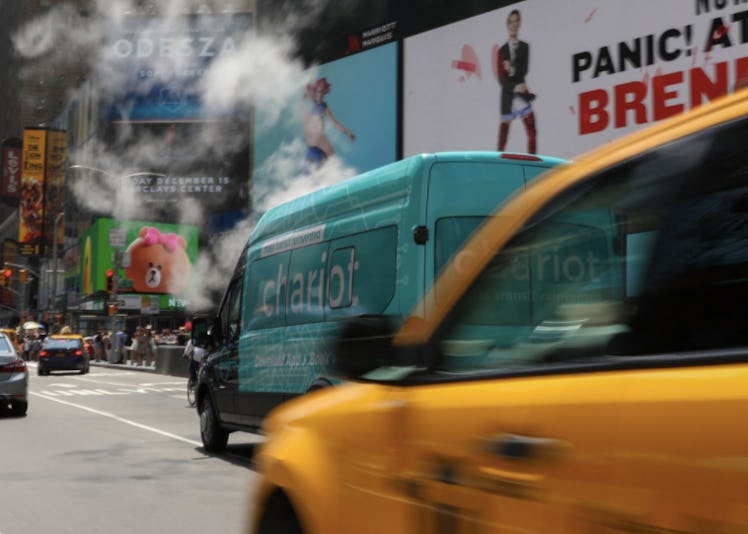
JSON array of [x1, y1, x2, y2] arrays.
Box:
[[80, 218, 199, 303]]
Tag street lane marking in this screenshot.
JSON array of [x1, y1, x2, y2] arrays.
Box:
[[71, 376, 184, 387], [37, 386, 183, 396], [29, 391, 202, 447]]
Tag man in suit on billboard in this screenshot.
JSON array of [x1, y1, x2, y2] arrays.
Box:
[[497, 9, 537, 154]]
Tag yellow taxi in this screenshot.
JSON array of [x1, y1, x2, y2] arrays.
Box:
[[249, 88, 748, 534]]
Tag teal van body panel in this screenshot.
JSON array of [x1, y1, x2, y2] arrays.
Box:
[[202, 151, 569, 433]]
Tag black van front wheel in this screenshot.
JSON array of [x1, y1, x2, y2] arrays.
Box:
[[306, 378, 332, 392], [200, 395, 229, 452]]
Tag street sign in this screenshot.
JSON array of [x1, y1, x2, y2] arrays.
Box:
[[108, 227, 126, 248]]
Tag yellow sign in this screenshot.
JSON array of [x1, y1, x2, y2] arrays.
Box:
[[19, 128, 47, 246], [18, 128, 68, 256], [44, 130, 67, 256]]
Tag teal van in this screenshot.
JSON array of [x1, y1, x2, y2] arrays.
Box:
[[192, 151, 568, 451]]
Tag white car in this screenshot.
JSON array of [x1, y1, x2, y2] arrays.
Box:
[[0, 331, 29, 416]]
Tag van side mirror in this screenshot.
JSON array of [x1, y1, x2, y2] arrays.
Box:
[[191, 317, 210, 348], [333, 315, 397, 379]]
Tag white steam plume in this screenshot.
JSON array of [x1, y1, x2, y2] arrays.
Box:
[[13, 0, 360, 314]]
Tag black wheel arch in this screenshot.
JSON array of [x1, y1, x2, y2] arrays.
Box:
[[306, 376, 333, 392], [257, 488, 304, 534]]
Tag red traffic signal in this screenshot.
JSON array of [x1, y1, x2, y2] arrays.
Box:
[[2, 268, 11, 279], [105, 269, 114, 292]]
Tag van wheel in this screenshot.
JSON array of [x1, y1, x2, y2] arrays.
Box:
[[307, 378, 332, 392], [200, 395, 228, 453]]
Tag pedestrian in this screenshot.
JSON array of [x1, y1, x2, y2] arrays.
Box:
[[22, 335, 31, 361], [29, 332, 42, 362], [143, 328, 157, 367], [176, 326, 189, 345], [93, 330, 105, 362], [131, 326, 144, 366], [114, 327, 128, 364], [104, 331, 112, 361]]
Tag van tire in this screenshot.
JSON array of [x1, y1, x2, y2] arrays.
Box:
[[307, 378, 332, 392], [200, 395, 229, 452]]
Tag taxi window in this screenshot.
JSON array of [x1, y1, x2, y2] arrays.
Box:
[[435, 117, 746, 374], [435, 216, 484, 277], [627, 184, 748, 353]]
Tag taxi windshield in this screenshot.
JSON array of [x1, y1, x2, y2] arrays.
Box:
[[431, 129, 748, 375]]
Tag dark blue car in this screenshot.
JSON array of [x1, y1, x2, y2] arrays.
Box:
[[38, 335, 89, 376]]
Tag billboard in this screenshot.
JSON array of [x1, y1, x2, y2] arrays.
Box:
[[100, 13, 253, 121], [96, 13, 252, 230], [18, 129, 67, 256], [252, 42, 398, 212], [104, 120, 250, 224], [80, 218, 199, 307], [403, 0, 748, 160], [44, 130, 66, 257], [18, 129, 47, 254], [1, 138, 22, 200]]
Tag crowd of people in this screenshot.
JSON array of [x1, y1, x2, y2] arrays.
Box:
[[7, 323, 191, 367], [84, 326, 191, 366]]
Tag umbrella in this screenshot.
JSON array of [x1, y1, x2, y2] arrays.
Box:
[[22, 321, 43, 331]]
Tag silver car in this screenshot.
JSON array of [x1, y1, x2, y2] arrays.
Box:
[[0, 331, 28, 416]]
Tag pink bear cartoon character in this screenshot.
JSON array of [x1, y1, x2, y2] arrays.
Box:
[[124, 226, 191, 294]]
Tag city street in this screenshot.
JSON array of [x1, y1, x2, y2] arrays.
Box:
[[0, 364, 263, 534]]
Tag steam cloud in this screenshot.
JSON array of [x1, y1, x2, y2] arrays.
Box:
[[12, 0, 359, 314]]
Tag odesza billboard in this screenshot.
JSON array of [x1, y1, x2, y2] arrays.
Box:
[[100, 13, 252, 121], [98, 13, 252, 231]]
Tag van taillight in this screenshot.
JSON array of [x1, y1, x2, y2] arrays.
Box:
[[0, 359, 27, 373], [500, 153, 543, 162]]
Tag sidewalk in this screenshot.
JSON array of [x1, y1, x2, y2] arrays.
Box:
[[87, 346, 189, 378]]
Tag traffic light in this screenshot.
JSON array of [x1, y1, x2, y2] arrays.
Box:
[[19, 268, 28, 283], [105, 269, 114, 292], [1, 268, 12, 287]]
